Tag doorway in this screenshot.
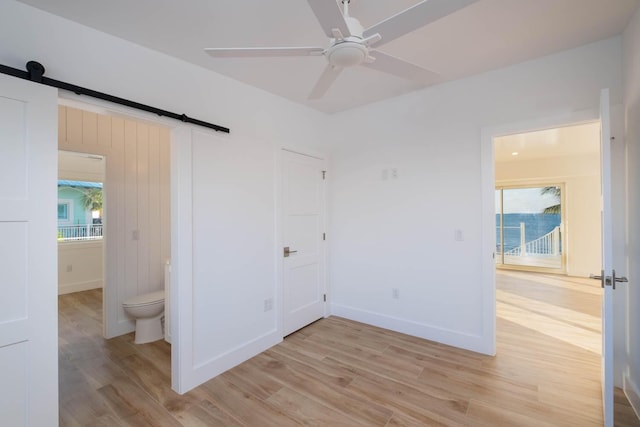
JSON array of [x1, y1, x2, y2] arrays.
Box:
[[57, 151, 105, 296], [491, 121, 607, 417]]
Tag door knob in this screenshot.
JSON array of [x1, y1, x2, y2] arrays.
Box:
[[283, 246, 298, 257]]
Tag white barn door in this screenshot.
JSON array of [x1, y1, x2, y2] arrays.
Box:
[[0, 74, 59, 425]]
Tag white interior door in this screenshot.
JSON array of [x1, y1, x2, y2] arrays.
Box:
[[282, 150, 326, 336], [0, 75, 59, 425], [599, 88, 615, 427]]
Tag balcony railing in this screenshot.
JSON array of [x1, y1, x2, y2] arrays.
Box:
[[58, 224, 103, 241], [503, 225, 561, 257]]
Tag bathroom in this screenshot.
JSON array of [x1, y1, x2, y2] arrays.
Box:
[[57, 103, 172, 345]]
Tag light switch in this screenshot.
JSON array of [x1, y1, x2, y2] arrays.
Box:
[[454, 229, 464, 241]]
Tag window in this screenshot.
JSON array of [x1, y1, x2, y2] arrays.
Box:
[[57, 199, 74, 225], [58, 202, 69, 220]]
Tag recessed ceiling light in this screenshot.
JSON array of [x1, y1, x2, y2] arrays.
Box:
[[511, 152, 519, 156]]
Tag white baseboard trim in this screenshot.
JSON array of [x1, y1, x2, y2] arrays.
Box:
[[624, 374, 640, 420], [58, 280, 102, 295], [177, 329, 281, 394], [330, 303, 492, 355]]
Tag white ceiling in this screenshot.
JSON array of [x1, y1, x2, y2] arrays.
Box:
[[17, 0, 639, 113], [58, 151, 105, 181], [494, 122, 601, 163]]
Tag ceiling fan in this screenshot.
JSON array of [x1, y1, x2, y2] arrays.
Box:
[[205, 0, 478, 99]]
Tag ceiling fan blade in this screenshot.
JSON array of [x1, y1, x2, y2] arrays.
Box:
[[309, 64, 343, 99], [363, 0, 478, 47], [363, 51, 439, 85], [307, 0, 351, 38], [205, 47, 324, 58]]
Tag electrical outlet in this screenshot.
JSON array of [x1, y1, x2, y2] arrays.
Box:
[[392, 288, 399, 299], [391, 168, 398, 179], [66, 265, 72, 272], [264, 298, 273, 312]]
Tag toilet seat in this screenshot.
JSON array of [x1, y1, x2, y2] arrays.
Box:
[[123, 290, 165, 307]]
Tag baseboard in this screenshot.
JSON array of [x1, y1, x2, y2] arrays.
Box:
[[176, 329, 281, 394], [330, 303, 492, 355], [58, 280, 102, 295], [624, 374, 640, 419]]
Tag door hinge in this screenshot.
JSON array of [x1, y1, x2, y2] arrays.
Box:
[[323, 232, 326, 241], [322, 170, 326, 180], [323, 294, 326, 302]]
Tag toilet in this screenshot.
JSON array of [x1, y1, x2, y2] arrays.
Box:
[[122, 290, 165, 344]]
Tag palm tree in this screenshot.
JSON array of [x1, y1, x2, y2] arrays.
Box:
[[80, 188, 103, 215], [541, 186, 561, 214]]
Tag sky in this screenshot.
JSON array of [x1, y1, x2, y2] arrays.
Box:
[[495, 187, 560, 214]]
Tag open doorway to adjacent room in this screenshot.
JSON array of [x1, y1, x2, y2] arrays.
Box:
[[492, 121, 606, 422], [56, 103, 174, 424]]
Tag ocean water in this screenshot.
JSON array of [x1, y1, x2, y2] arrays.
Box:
[[496, 213, 561, 252]]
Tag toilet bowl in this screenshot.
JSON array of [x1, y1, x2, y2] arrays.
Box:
[[122, 290, 165, 344]]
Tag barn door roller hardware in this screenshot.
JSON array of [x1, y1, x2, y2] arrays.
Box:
[[0, 61, 230, 134]]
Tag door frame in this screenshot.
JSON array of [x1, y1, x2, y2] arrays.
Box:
[[276, 146, 328, 338], [56, 93, 185, 388], [480, 108, 602, 355]]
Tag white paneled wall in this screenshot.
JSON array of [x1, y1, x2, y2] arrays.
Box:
[[58, 106, 170, 338]]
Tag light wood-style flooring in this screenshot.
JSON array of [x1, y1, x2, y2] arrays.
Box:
[[59, 271, 640, 426]]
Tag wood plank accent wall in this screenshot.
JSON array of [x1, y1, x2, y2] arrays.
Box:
[[58, 105, 171, 337]]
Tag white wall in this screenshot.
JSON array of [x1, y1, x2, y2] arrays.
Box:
[[495, 152, 601, 277], [0, 0, 328, 394], [623, 4, 640, 414], [327, 37, 623, 355], [58, 241, 103, 294]]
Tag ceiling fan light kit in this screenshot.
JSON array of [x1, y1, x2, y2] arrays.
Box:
[[205, 0, 479, 99], [326, 41, 367, 67]]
